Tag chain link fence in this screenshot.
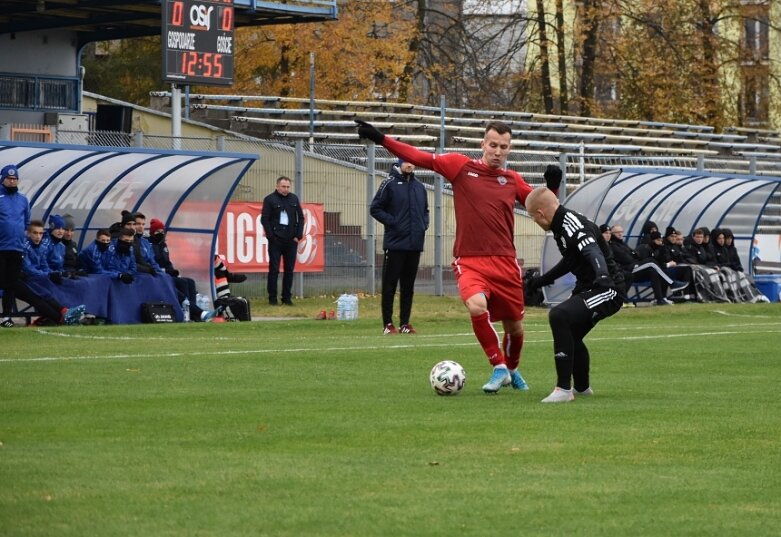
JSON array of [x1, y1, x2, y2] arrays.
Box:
[[54, 129, 781, 297]]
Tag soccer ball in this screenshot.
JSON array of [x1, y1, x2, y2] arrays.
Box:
[[429, 360, 466, 396]]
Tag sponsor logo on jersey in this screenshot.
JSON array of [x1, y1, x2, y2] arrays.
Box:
[[467, 172, 479, 178]]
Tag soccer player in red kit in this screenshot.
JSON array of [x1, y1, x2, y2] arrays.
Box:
[[357, 119, 560, 393]]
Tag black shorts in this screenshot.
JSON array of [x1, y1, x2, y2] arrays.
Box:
[[578, 287, 623, 323]]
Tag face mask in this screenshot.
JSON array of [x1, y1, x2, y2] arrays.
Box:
[[50, 233, 62, 243], [116, 241, 132, 254], [96, 241, 110, 253], [150, 233, 165, 244]]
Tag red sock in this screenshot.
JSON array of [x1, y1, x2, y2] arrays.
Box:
[[471, 312, 505, 366], [504, 332, 524, 370]]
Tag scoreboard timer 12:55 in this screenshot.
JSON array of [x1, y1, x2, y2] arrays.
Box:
[[162, 0, 234, 86]]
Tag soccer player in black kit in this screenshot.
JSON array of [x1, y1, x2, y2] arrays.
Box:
[[524, 188, 625, 403]]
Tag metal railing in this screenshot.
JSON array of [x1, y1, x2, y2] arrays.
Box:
[[52, 128, 781, 295], [0, 73, 79, 112]]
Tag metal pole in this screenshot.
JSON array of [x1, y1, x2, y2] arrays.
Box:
[[184, 85, 190, 120], [367, 143, 377, 294], [309, 52, 315, 146], [434, 96, 446, 295], [558, 152, 568, 202], [171, 84, 181, 150], [294, 140, 305, 298]]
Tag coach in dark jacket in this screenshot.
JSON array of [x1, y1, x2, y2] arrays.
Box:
[[261, 176, 305, 306], [370, 159, 429, 334]]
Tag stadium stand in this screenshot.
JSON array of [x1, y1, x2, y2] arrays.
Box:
[[152, 92, 781, 164]]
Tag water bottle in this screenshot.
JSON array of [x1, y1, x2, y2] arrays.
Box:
[[346, 294, 359, 320], [182, 297, 190, 322], [196, 293, 211, 311], [336, 294, 348, 321], [336, 294, 358, 321]]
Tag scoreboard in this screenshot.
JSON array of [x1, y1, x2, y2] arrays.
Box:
[[162, 0, 234, 86]]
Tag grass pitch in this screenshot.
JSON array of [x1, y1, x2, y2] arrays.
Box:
[[1, 297, 780, 536]]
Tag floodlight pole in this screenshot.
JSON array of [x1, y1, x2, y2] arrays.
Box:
[[434, 95, 445, 295], [171, 83, 182, 150]]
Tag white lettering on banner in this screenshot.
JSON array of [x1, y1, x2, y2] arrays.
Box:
[[220, 204, 323, 269], [190, 5, 214, 30], [235, 212, 255, 263], [297, 207, 320, 264]]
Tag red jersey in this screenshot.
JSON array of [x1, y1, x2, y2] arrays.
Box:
[[383, 137, 532, 257]]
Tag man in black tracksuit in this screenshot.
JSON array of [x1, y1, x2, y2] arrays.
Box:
[[261, 176, 305, 305], [525, 188, 624, 403], [370, 159, 429, 334]]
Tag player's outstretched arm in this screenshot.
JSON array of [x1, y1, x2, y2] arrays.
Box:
[[354, 120, 429, 163]]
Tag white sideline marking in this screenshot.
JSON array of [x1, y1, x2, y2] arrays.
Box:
[[32, 330, 233, 341], [713, 310, 775, 319], [2, 328, 780, 364]]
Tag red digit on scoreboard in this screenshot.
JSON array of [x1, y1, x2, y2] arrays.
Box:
[[171, 1, 183, 26], [220, 7, 233, 31]]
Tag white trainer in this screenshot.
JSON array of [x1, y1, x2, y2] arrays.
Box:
[[574, 387, 594, 396], [541, 387, 574, 403]]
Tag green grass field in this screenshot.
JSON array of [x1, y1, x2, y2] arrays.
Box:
[[2, 297, 780, 536]]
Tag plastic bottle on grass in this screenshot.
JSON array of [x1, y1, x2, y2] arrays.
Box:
[[182, 297, 190, 322], [336, 294, 359, 321]]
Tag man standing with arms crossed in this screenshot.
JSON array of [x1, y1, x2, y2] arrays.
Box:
[[356, 120, 561, 393]]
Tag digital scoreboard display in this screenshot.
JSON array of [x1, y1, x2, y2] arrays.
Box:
[[162, 0, 234, 86]]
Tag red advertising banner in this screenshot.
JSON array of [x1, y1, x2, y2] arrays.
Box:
[[216, 201, 325, 272]]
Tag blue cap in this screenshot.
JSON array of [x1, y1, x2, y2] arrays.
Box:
[[1, 164, 19, 179], [49, 214, 66, 229]]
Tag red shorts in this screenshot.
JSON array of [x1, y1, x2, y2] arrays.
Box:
[[452, 256, 525, 321]]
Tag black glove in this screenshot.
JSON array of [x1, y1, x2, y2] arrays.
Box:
[[544, 165, 563, 191], [593, 274, 616, 291], [227, 273, 247, 283], [355, 120, 385, 144], [170, 269, 180, 277], [525, 275, 544, 294], [49, 271, 63, 285], [119, 273, 134, 284]]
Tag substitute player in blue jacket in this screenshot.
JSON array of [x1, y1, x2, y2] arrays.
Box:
[[370, 159, 429, 334], [525, 188, 624, 403]]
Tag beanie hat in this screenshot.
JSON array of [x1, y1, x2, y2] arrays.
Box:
[[149, 218, 165, 235], [49, 214, 66, 229], [62, 214, 75, 230], [665, 226, 677, 237], [599, 224, 611, 234], [649, 231, 662, 240], [1, 164, 19, 179], [121, 211, 136, 226]]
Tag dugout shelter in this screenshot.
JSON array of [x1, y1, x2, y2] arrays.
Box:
[[541, 168, 781, 304], [0, 140, 257, 296]]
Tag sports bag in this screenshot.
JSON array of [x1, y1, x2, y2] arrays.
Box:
[[216, 296, 251, 321], [141, 302, 176, 323]]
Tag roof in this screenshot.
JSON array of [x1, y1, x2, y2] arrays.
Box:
[[0, 0, 338, 46]]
